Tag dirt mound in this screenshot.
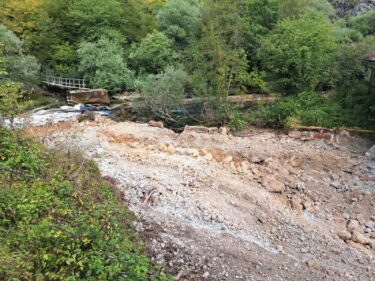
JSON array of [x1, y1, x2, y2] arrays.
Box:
[[33, 119, 375, 281]]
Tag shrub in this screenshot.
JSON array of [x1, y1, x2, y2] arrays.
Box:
[[252, 91, 350, 129], [348, 10, 375, 36], [0, 132, 170, 281]]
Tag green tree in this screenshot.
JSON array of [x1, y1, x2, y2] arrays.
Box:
[[184, 0, 250, 124], [240, 0, 281, 70], [258, 14, 337, 94], [78, 37, 134, 92], [157, 0, 202, 47], [0, 24, 40, 83], [128, 31, 179, 74]]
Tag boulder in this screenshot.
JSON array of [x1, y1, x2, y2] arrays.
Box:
[[68, 89, 110, 105], [149, 120, 164, 128], [337, 230, 352, 241], [261, 177, 285, 193], [352, 231, 372, 245]]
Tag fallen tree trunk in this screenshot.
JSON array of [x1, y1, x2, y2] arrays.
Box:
[[182, 94, 278, 106], [114, 93, 278, 106]]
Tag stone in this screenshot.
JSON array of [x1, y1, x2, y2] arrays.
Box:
[[240, 161, 250, 172], [223, 155, 233, 164], [167, 145, 176, 154], [291, 196, 303, 212], [347, 220, 360, 231], [337, 230, 352, 241], [205, 153, 213, 161], [219, 127, 229, 135], [184, 125, 209, 134], [365, 221, 374, 229], [330, 181, 341, 189], [157, 142, 168, 152], [261, 177, 285, 193], [306, 260, 320, 270], [302, 201, 312, 209], [364, 228, 372, 234], [365, 145, 375, 160], [149, 120, 164, 128], [343, 213, 351, 220], [77, 111, 96, 122], [69, 88, 110, 105], [208, 127, 219, 134], [300, 246, 310, 253], [352, 231, 371, 245]]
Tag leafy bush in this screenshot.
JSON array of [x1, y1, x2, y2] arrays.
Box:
[[252, 91, 350, 129], [348, 10, 375, 36], [0, 130, 170, 281]]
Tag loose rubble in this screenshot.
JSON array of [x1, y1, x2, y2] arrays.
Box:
[[29, 116, 375, 281]]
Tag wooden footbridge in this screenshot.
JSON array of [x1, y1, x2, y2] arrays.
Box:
[[42, 75, 88, 90]]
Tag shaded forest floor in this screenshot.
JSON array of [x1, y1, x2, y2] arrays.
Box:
[[29, 116, 375, 281]]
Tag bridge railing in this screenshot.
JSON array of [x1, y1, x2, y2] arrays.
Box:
[[42, 75, 87, 89]]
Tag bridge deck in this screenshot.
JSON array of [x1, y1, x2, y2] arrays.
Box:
[[42, 75, 87, 90]]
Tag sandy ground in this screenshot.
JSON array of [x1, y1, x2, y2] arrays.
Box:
[[29, 117, 375, 281]]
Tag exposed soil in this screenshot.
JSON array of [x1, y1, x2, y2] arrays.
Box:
[[30, 116, 375, 281]]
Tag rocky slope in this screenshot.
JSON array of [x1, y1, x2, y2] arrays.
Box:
[[30, 116, 375, 281]]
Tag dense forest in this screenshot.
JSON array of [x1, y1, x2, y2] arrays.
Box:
[[1, 0, 374, 129]]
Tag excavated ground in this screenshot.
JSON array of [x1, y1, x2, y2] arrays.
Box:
[[29, 117, 375, 281]]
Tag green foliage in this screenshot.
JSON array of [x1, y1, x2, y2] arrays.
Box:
[[157, 0, 202, 47], [240, 0, 281, 69], [228, 109, 250, 131], [348, 10, 375, 36], [129, 31, 179, 74], [0, 128, 45, 185], [0, 24, 40, 82], [183, 0, 250, 124], [78, 37, 134, 92], [136, 65, 189, 121], [0, 93, 169, 280], [280, 0, 334, 18], [258, 14, 337, 94], [0, 81, 25, 120], [0, 0, 154, 76], [0, 145, 170, 280], [252, 92, 351, 129]]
